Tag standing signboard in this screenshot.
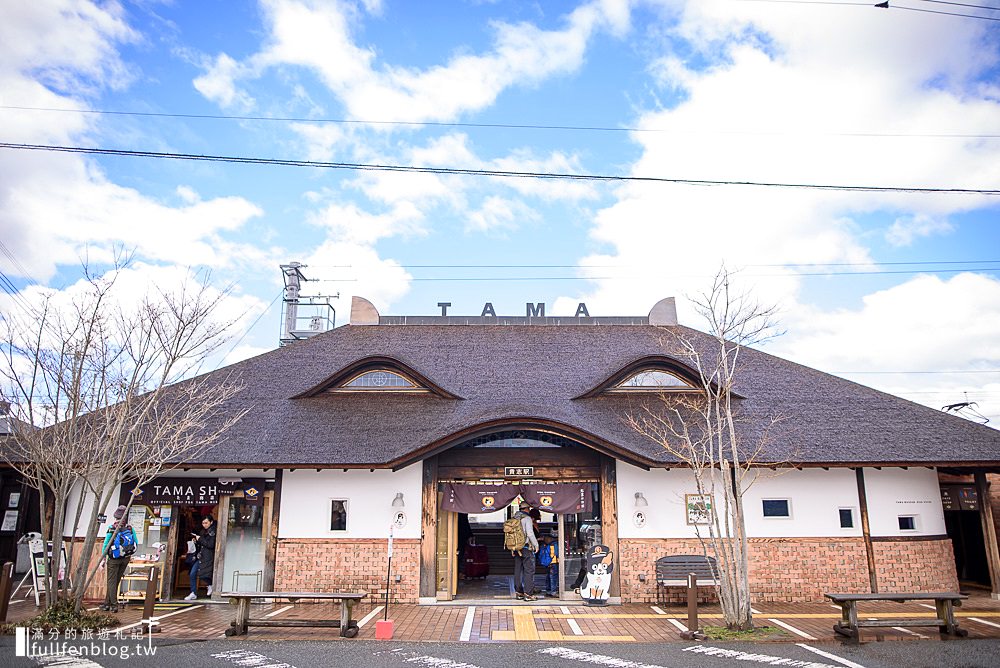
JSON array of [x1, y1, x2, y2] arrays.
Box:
[[27, 538, 69, 606], [580, 544, 614, 606]]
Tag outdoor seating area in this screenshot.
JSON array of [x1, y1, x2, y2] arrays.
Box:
[[222, 591, 368, 638], [825, 592, 970, 638], [655, 555, 719, 604], [5, 591, 1000, 644]]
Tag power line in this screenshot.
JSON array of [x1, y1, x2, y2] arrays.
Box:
[[740, 0, 1000, 21], [888, 3, 1000, 20], [307, 260, 1000, 269], [1, 105, 998, 139], [223, 290, 283, 360], [306, 266, 1000, 282], [2, 142, 998, 195], [917, 0, 1000, 11]]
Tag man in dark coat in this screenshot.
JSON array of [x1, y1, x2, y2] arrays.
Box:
[[184, 515, 217, 600]]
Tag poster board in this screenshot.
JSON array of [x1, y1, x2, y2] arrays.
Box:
[[128, 506, 148, 544], [28, 540, 70, 605], [1, 510, 18, 532]]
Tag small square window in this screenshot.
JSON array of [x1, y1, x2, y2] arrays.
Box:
[[330, 499, 348, 531], [839, 508, 855, 528], [762, 499, 790, 518], [898, 515, 916, 531]]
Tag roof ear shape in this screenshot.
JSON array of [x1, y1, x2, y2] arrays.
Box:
[[292, 356, 462, 399], [576, 355, 719, 399]]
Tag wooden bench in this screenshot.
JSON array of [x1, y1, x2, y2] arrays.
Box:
[[655, 555, 718, 604], [824, 592, 968, 638], [222, 591, 368, 638]]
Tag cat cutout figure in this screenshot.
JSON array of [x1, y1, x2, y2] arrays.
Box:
[[580, 544, 614, 605]]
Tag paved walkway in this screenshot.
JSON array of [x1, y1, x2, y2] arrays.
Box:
[[6, 593, 1000, 644]]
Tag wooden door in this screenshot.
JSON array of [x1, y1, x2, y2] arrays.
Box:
[[436, 509, 458, 600]]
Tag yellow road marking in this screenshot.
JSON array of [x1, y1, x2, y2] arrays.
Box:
[[490, 606, 635, 642], [512, 607, 539, 640]]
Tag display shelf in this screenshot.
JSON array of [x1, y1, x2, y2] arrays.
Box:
[[117, 559, 165, 602]]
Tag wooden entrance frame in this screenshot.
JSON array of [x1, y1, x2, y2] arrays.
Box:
[[974, 472, 1000, 599], [418, 438, 627, 601]]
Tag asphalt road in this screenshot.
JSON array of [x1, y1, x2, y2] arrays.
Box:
[[2, 637, 999, 668]]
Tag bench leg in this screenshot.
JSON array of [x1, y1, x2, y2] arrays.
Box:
[[339, 599, 359, 638], [226, 598, 251, 637], [833, 603, 859, 639], [935, 599, 967, 637]]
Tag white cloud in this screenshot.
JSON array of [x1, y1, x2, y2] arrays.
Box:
[[771, 273, 1000, 424], [305, 200, 425, 245], [0, 0, 266, 283], [302, 240, 412, 314], [0, 262, 267, 374], [886, 214, 954, 247], [0, 0, 138, 91], [556, 0, 1000, 339], [193, 53, 255, 111], [466, 196, 537, 234], [194, 0, 631, 122], [289, 122, 348, 161]]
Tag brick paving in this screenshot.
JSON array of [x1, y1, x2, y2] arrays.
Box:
[[4, 592, 1000, 644]]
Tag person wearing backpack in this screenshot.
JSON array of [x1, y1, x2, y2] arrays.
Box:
[[100, 505, 138, 612], [505, 501, 539, 601]]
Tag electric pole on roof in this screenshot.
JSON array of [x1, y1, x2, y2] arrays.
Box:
[[279, 262, 338, 347]]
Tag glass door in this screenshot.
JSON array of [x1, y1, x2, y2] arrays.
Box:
[[561, 485, 601, 600], [221, 492, 272, 593], [436, 508, 458, 600]]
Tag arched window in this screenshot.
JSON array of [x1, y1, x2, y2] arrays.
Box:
[[337, 369, 423, 391], [291, 355, 462, 399], [614, 370, 693, 390]]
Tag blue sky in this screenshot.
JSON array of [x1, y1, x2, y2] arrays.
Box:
[[1, 0, 999, 424]]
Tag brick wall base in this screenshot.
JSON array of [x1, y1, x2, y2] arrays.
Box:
[[618, 536, 957, 603], [275, 538, 420, 603], [873, 538, 959, 593]]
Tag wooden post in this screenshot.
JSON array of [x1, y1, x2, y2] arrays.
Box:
[[213, 494, 231, 600], [686, 572, 698, 633], [599, 456, 620, 598], [855, 468, 878, 593], [161, 511, 179, 599], [419, 457, 438, 600], [0, 561, 13, 623], [974, 472, 1000, 599], [140, 565, 161, 634], [264, 470, 283, 592]]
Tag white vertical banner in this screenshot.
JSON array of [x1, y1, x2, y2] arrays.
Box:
[[388, 524, 394, 558]]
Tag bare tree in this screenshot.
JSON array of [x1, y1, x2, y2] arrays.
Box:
[[1, 259, 247, 611], [627, 268, 783, 630]]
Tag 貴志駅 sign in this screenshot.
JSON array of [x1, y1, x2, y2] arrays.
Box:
[[504, 467, 534, 477]]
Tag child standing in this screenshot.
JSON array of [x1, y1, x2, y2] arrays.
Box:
[[538, 532, 559, 597]]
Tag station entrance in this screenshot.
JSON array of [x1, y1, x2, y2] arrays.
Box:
[[429, 429, 615, 603]]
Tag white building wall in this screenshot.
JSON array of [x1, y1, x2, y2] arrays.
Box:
[[617, 463, 944, 538], [742, 468, 862, 537], [863, 466, 946, 537], [278, 465, 422, 539], [616, 464, 724, 539], [63, 482, 121, 539]]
